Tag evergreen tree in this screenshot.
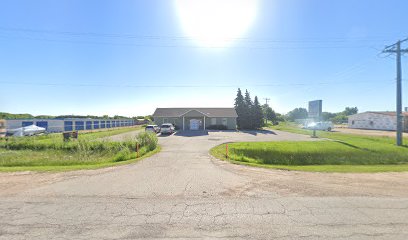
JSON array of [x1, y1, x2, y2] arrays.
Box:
[[234, 88, 245, 129], [244, 89, 253, 108], [253, 96, 264, 129], [243, 89, 253, 129]]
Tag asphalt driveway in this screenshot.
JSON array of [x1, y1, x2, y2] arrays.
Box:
[[0, 129, 407, 239]]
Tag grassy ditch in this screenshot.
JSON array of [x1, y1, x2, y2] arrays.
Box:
[[0, 129, 158, 171], [210, 123, 408, 173]]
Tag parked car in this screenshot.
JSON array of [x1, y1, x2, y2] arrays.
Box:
[[305, 121, 333, 131], [160, 123, 175, 134], [145, 125, 160, 133]]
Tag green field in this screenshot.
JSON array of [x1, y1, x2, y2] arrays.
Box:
[[0, 126, 160, 171], [210, 123, 408, 173]]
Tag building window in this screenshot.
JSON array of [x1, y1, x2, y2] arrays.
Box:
[[352, 120, 355, 125], [211, 118, 217, 125], [370, 121, 374, 126], [222, 118, 228, 126]]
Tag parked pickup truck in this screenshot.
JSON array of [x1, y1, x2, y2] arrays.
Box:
[[304, 121, 333, 131]]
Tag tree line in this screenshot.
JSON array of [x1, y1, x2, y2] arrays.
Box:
[[234, 88, 358, 129], [285, 107, 358, 123], [0, 112, 136, 120], [234, 88, 279, 129]]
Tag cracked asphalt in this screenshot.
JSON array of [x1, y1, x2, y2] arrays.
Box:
[[1, 130, 408, 239]]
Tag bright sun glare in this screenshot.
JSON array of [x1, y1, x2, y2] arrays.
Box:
[[175, 0, 258, 48]]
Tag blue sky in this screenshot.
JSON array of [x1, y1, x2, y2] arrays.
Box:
[[0, 0, 407, 117]]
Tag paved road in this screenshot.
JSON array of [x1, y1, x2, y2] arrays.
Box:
[[1, 130, 408, 239]]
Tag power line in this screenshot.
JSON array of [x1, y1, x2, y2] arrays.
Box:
[[0, 26, 398, 50], [0, 34, 378, 50], [0, 79, 396, 89], [0, 26, 398, 43]]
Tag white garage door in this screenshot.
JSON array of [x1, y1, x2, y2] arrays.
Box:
[[190, 119, 200, 130]]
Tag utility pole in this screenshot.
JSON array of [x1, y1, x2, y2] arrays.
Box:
[[263, 98, 271, 125], [263, 98, 270, 106], [383, 38, 408, 146]]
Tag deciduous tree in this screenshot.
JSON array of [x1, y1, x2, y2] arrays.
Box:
[[286, 108, 308, 121]]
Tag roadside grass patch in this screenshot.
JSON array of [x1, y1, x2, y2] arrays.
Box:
[[210, 123, 408, 172], [0, 129, 159, 171], [212, 141, 408, 166]]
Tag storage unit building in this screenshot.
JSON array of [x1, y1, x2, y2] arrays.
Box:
[[64, 121, 73, 131], [5, 118, 134, 133], [86, 121, 93, 130], [7, 119, 64, 133], [75, 121, 85, 131]]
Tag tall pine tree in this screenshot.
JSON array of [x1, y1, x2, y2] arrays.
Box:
[[253, 96, 264, 129], [243, 89, 253, 129], [234, 89, 265, 129], [234, 88, 245, 129]]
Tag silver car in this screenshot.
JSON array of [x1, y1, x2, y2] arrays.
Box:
[[145, 125, 160, 133], [160, 123, 175, 134]]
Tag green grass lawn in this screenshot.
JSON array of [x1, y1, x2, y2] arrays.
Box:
[[0, 147, 160, 172], [76, 126, 143, 139], [210, 122, 408, 173], [0, 126, 160, 172], [19, 125, 142, 144]]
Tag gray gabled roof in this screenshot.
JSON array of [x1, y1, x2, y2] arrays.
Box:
[[152, 108, 238, 118]]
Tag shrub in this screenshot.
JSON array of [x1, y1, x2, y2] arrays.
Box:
[[0, 131, 158, 165], [137, 132, 158, 151], [207, 125, 228, 130], [114, 148, 133, 162]]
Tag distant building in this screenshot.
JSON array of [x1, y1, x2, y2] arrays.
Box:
[[135, 118, 150, 125], [152, 108, 238, 130], [348, 112, 408, 132], [0, 119, 6, 137], [5, 118, 135, 133]]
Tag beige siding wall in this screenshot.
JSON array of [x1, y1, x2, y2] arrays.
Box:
[[348, 113, 400, 131], [153, 116, 237, 130], [153, 117, 182, 129], [205, 117, 236, 130]]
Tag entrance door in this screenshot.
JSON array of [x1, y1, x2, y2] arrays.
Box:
[[190, 119, 200, 130]]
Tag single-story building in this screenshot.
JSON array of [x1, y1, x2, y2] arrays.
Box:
[[348, 111, 408, 132], [4, 118, 135, 133], [152, 108, 238, 130]]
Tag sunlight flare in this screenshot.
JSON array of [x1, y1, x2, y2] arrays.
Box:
[[175, 0, 259, 48]]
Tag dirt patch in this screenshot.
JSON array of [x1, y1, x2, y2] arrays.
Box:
[[0, 166, 121, 196], [214, 158, 408, 198], [334, 127, 408, 137]]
